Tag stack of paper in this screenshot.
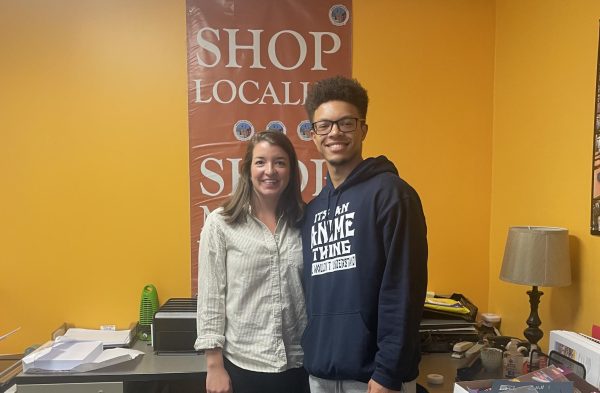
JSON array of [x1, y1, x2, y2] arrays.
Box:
[[420, 318, 479, 352], [22, 341, 103, 372], [60, 328, 132, 348], [21, 340, 143, 373], [420, 318, 478, 332]]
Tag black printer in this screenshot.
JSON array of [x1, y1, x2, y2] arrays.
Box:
[[152, 298, 198, 353]]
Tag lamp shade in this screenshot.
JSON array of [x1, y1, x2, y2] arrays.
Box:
[[500, 226, 571, 287]]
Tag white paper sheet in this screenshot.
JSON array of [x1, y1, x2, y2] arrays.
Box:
[[21, 340, 143, 373], [61, 328, 132, 348]]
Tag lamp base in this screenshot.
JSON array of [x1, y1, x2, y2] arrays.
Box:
[[523, 286, 544, 346]]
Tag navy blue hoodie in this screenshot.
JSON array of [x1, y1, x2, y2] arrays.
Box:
[[301, 156, 428, 390]]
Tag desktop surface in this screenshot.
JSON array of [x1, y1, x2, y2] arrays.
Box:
[[14, 343, 493, 393], [418, 351, 502, 393], [14, 340, 206, 385]]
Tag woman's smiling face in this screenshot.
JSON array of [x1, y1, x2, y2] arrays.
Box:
[[250, 141, 291, 203]]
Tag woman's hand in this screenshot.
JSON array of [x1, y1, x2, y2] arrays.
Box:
[[205, 348, 232, 393], [206, 365, 232, 393]]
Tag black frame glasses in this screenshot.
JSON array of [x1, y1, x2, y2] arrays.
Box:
[[311, 117, 365, 135]]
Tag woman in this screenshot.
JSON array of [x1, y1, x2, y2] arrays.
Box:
[[195, 131, 308, 393]]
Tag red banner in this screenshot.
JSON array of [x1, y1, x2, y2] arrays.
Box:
[[186, 0, 353, 293]]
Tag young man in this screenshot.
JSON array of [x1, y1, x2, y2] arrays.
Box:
[[301, 76, 428, 393]]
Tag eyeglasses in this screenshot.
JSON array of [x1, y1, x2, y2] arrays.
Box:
[[311, 117, 365, 135]]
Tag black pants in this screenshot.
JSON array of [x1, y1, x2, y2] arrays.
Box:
[[224, 357, 310, 393]]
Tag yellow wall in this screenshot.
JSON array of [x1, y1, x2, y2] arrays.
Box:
[[0, 1, 190, 353], [6, 0, 597, 356], [489, 0, 600, 346], [0, 0, 495, 353], [353, 1, 495, 308]]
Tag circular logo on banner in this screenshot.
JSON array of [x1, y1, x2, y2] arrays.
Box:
[[329, 5, 350, 26], [233, 120, 255, 141], [266, 121, 286, 134], [297, 120, 313, 141]]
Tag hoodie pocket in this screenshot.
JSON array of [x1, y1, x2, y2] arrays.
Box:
[[302, 312, 376, 378]]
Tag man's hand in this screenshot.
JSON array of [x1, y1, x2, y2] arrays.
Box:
[[367, 379, 401, 393]]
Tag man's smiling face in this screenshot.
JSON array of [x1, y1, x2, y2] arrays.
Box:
[[311, 100, 367, 170]]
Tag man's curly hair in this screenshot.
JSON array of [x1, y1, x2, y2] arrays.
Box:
[[304, 76, 369, 122]]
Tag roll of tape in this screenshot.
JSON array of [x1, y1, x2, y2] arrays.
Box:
[[427, 373, 444, 385]]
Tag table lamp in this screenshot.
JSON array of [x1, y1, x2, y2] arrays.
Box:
[[499, 226, 571, 347]]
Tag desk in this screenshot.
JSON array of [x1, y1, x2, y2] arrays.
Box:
[[418, 352, 501, 393], [13, 341, 207, 393], [14, 345, 493, 393], [418, 352, 467, 393]]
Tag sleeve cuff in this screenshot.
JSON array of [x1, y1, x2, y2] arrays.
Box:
[[371, 369, 403, 391], [194, 334, 225, 351]]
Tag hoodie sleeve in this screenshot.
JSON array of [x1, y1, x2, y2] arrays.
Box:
[[371, 186, 428, 390]]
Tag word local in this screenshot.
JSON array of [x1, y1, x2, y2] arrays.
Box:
[[192, 79, 308, 105]]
